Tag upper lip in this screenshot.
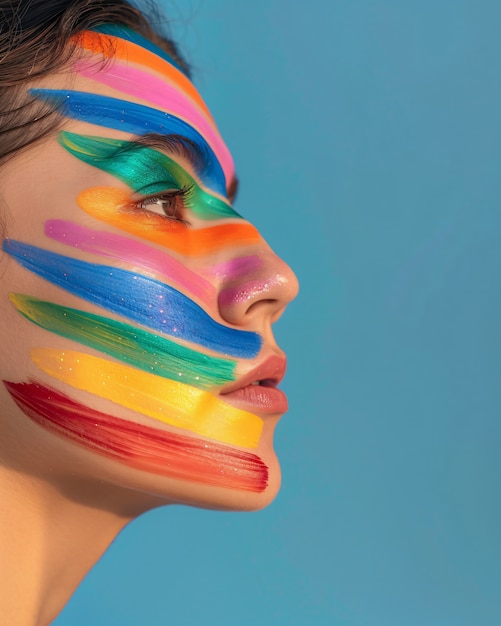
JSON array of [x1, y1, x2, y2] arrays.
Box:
[[219, 354, 287, 395]]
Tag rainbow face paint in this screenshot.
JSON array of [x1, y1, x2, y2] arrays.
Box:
[[2, 27, 291, 495], [4, 381, 268, 492]]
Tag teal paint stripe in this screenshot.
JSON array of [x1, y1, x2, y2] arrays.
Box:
[[10, 293, 236, 389]]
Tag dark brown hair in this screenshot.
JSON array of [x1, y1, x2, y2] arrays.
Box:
[[0, 0, 188, 163]]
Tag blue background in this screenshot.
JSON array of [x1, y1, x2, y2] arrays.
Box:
[[55, 1, 501, 624]]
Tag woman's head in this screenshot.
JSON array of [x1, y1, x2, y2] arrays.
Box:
[[0, 0, 298, 512]]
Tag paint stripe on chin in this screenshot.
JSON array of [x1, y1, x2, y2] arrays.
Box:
[[3, 239, 261, 359], [4, 380, 268, 492], [30, 349, 264, 449]]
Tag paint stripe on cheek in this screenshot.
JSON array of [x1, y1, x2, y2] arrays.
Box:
[[30, 349, 264, 449], [4, 380, 268, 492], [78, 187, 262, 256], [3, 239, 261, 359], [45, 219, 216, 307], [9, 293, 235, 389]]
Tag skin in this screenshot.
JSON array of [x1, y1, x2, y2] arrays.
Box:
[[0, 30, 298, 625]]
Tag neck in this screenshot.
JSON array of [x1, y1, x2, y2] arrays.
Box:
[[0, 465, 157, 626]]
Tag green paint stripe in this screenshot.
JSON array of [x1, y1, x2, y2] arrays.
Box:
[[59, 132, 239, 220], [10, 293, 236, 389]]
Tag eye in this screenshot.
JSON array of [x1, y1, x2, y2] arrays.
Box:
[[135, 188, 191, 224]]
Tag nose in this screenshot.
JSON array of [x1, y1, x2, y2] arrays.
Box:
[[217, 244, 299, 328]]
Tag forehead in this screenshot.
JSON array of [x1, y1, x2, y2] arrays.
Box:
[[39, 26, 236, 197]]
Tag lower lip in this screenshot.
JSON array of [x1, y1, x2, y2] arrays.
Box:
[[221, 385, 288, 414]]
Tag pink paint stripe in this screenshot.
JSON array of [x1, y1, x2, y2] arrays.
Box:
[[75, 60, 235, 187], [45, 220, 215, 306], [210, 255, 264, 279]]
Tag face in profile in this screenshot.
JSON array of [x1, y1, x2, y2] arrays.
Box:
[[0, 26, 298, 512]]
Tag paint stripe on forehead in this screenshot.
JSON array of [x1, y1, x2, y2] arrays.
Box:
[[5, 381, 268, 492], [75, 29, 211, 118], [30, 349, 264, 448], [30, 89, 227, 197], [10, 293, 235, 389], [78, 188, 262, 256], [45, 220, 216, 306], [90, 24, 188, 76], [3, 239, 261, 359], [75, 59, 235, 184]]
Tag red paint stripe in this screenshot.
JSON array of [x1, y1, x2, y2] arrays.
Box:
[[4, 380, 268, 493]]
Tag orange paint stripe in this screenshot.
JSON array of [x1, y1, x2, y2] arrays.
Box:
[[74, 31, 212, 120], [78, 187, 262, 256]]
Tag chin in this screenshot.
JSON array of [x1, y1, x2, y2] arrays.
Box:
[[120, 446, 283, 514]]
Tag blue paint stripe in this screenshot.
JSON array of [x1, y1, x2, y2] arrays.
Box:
[[30, 89, 226, 196], [3, 239, 261, 359]]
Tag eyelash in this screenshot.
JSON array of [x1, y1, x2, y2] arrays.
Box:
[[134, 185, 193, 224]]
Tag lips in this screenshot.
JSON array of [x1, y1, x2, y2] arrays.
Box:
[[220, 355, 288, 414]]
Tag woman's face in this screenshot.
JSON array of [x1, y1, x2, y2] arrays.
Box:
[[0, 27, 298, 511]]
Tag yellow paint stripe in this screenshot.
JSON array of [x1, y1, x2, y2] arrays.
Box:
[[31, 349, 263, 448]]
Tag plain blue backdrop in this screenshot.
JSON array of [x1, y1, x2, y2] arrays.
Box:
[[55, 1, 501, 624]]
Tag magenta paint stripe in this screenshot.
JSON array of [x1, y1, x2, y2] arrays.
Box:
[[45, 220, 215, 306], [209, 255, 264, 279], [210, 255, 264, 278], [75, 59, 235, 186]]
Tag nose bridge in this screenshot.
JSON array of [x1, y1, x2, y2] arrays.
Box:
[[216, 240, 299, 327]]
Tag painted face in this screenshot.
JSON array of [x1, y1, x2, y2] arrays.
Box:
[[0, 26, 298, 510]]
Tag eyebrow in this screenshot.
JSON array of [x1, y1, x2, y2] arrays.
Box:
[[131, 133, 239, 203]]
